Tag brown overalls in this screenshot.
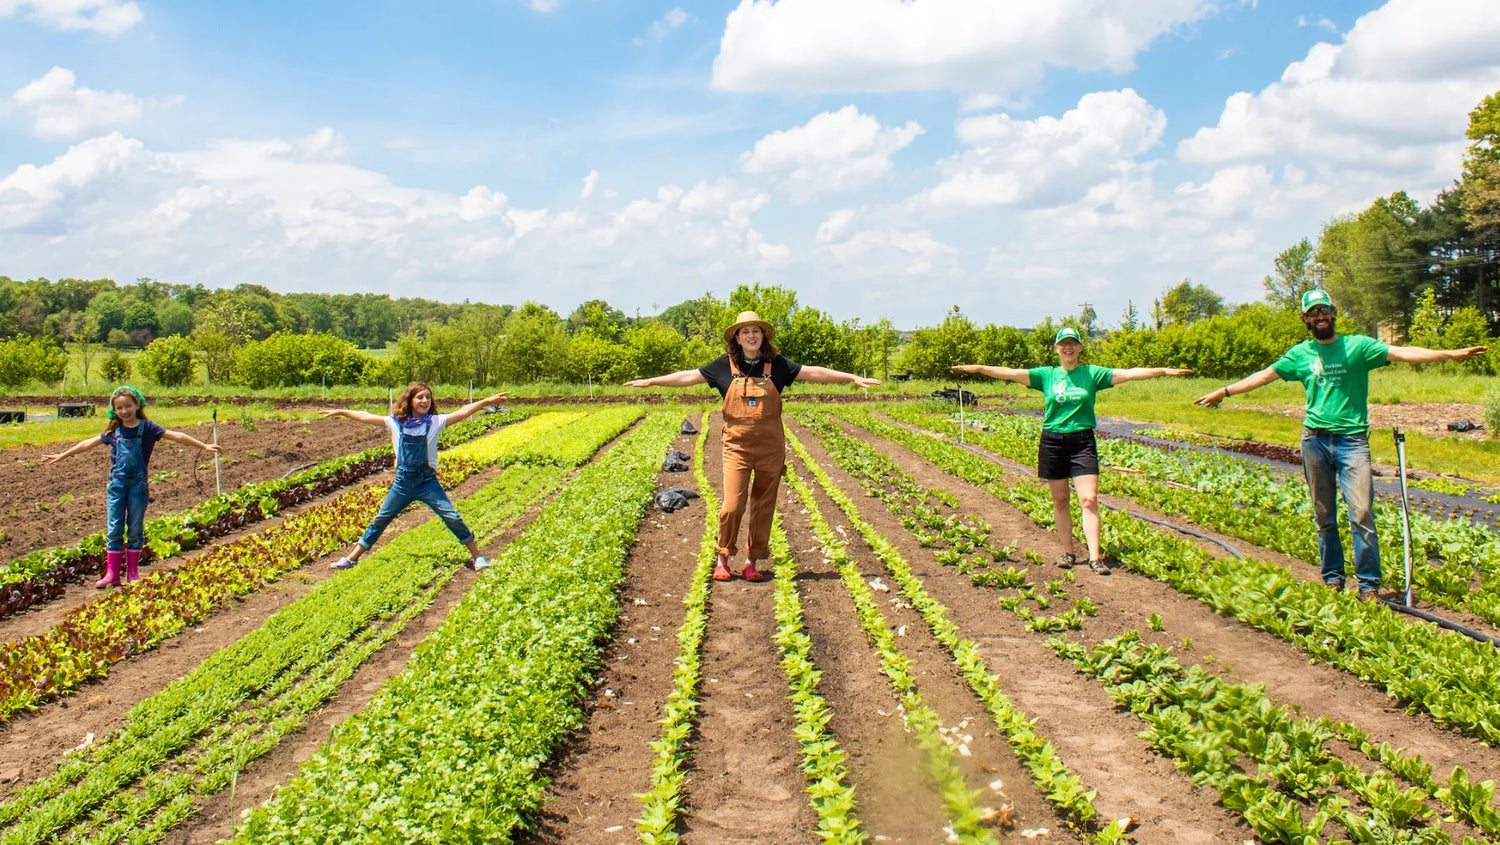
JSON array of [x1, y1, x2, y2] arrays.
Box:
[[717, 356, 785, 560]]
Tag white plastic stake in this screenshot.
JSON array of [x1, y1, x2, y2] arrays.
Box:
[[212, 408, 222, 497]]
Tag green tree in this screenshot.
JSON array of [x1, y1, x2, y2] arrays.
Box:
[[157, 301, 194, 337], [611, 321, 689, 381], [0, 339, 67, 388], [122, 300, 158, 335], [779, 307, 853, 370], [192, 302, 257, 384], [136, 336, 195, 387], [566, 299, 628, 340], [1263, 237, 1318, 310], [727, 283, 798, 331], [1318, 192, 1424, 333], [900, 306, 980, 379], [1160, 279, 1224, 325], [101, 349, 131, 383], [1461, 91, 1500, 236], [86, 291, 127, 341]]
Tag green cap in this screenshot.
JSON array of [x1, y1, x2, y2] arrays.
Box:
[[1300, 289, 1334, 313], [1054, 327, 1082, 344]]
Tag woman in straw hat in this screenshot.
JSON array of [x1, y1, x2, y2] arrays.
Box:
[[954, 327, 1190, 575], [627, 310, 880, 582]]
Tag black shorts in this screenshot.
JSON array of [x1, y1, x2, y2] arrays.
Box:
[[1037, 430, 1099, 480]]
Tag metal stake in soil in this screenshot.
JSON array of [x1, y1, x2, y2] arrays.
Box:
[[213, 408, 222, 497]]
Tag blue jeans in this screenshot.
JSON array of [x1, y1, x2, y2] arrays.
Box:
[[106, 475, 149, 551], [358, 471, 473, 551], [1301, 429, 1380, 590]]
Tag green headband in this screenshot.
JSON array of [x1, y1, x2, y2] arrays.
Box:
[[108, 386, 147, 420]]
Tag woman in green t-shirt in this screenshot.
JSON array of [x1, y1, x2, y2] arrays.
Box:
[[955, 327, 1191, 573]]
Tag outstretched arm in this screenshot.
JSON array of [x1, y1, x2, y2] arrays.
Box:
[[797, 365, 881, 389], [445, 391, 511, 426], [1386, 345, 1487, 364], [1194, 367, 1280, 407], [625, 369, 708, 388], [952, 364, 1029, 386], [318, 408, 388, 425], [1111, 367, 1193, 385], [41, 435, 104, 463], [162, 429, 223, 454]]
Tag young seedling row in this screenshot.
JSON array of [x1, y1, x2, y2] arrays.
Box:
[[2, 401, 1498, 844]]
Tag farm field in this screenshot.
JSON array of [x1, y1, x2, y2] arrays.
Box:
[[2, 401, 1500, 843]]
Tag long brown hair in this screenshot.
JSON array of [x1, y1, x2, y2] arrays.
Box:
[[725, 336, 777, 374], [105, 387, 148, 434], [391, 382, 438, 422]]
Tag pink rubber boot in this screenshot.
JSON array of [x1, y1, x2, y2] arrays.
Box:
[[125, 550, 141, 583], [96, 551, 123, 589]]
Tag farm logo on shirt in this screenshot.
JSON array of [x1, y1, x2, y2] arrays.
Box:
[[1051, 377, 1087, 405], [1310, 353, 1347, 388]]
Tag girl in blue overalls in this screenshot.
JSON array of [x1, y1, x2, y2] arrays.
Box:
[[43, 386, 223, 588], [321, 382, 509, 571]]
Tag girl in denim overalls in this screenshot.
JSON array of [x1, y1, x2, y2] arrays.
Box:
[[322, 382, 510, 571], [43, 386, 223, 588]]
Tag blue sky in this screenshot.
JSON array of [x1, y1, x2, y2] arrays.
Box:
[[2, 0, 1497, 327]]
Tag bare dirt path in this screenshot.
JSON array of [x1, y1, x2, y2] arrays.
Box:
[[784, 445, 1079, 842], [523, 425, 705, 845], [0, 417, 387, 564], [0, 462, 508, 799], [819, 412, 1500, 823], [675, 417, 818, 844], [794, 415, 1249, 843]]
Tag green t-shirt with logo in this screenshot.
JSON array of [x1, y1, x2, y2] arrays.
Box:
[[1271, 335, 1390, 434], [1026, 365, 1115, 433]]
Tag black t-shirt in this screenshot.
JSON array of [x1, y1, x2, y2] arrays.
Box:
[[699, 355, 803, 398]]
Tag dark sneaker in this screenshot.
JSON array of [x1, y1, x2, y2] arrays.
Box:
[[1356, 589, 1380, 602], [1087, 558, 1112, 576], [1055, 553, 1077, 569], [1324, 579, 1345, 591]]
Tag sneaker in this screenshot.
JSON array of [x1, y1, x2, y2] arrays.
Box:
[[1087, 558, 1112, 576], [330, 557, 357, 571], [468, 556, 490, 572], [1324, 579, 1345, 591], [1055, 553, 1076, 569], [1356, 589, 1380, 602]]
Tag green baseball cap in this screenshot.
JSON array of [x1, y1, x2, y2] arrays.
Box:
[[1054, 327, 1082, 344], [1300, 289, 1334, 313]]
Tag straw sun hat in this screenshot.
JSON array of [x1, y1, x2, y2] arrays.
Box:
[[723, 311, 777, 344]]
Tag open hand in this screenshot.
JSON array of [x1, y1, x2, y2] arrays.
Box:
[[203, 444, 223, 455], [624, 379, 652, 388], [41, 453, 63, 464], [1165, 368, 1194, 377], [1193, 390, 1224, 408], [951, 365, 982, 374], [852, 376, 882, 389]]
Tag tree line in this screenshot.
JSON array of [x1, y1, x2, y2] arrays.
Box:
[[1, 90, 1496, 390]]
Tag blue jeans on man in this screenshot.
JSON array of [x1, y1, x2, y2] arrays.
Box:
[[358, 469, 473, 551], [1301, 429, 1380, 591]]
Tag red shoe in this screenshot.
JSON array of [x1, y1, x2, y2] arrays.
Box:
[[712, 561, 734, 581], [741, 562, 769, 583]]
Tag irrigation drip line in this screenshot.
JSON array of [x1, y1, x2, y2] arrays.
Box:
[[892, 413, 1500, 651], [879, 416, 1248, 558], [282, 461, 321, 480]]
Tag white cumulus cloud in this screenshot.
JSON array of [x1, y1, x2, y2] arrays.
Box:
[[740, 105, 923, 196], [920, 89, 1166, 209], [12, 67, 146, 140], [0, 0, 142, 35], [1179, 0, 1500, 192], [712, 0, 1212, 93]]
